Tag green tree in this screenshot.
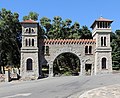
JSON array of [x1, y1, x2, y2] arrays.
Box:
[[80, 26, 92, 39], [48, 16, 63, 39], [0, 8, 21, 73], [70, 22, 81, 39], [40, 17, 51, 38], [23, 12, 39, 21], [62, 19, 72, 39], [111, 30, 120, 70]]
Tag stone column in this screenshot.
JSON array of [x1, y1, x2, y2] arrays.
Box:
[[5, 69, 11, 82], [49, 63, 53, 77], [91, 63, 94, 75], [80, 59, 85, 76]]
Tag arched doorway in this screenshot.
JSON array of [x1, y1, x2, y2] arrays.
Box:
[[53, 52, 80, 76]]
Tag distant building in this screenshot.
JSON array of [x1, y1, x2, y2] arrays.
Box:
[[20, 17, 113, 80]]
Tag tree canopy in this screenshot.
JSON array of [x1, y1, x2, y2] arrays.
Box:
[[0, 8, 21, 73], [23, 12, 39, 21], [40, 16, 92, 39], [111, 30, 120, 70]]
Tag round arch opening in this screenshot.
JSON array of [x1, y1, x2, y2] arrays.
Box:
[[53, 52, 81, 76]]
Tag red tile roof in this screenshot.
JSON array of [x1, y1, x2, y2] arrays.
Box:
[[91, 17, 113, 28], [43, 39, 96, 45], [21, 19, 38, 24], [96, 17, 113, 22]]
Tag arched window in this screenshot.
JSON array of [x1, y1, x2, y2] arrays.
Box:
[[89, 46, 92, 54], [32, 39, 34, 46], [101, 37, 103, 46], [32, 29, 34, 33], [102, 58, 106, 69], [85, 46, 88, 54], [26, 58, 33, 71], [25, 39, 28, 46], [29, 39, 31, 46], [101, 36, 107, 46], [104, 37, 106, 46], [26, 29, 28, 33]]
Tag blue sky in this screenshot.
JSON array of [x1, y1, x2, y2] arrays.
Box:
[[0, 0, 120, 31]]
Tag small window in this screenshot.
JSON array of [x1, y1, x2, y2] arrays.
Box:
[[26, 58, 33, 71], [97, 22, 99, 28], [25, 39, 28, 46], [85, 46, 88, 54], [100, 22, 102, 28], [32, 29, 34, 33], [26, 29, 29, 33], [101, 37, 103, 46], [104, 37, 106, 46], [32, 39, 34, 46], [101, 36, 107, 46], [85, 46, 92, 55], [105, 22, 107, 28], [89, 46, 92, 54], [102, 58, 106, 69]]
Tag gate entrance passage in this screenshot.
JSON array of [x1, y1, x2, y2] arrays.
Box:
[[53, 52, 80, 76]]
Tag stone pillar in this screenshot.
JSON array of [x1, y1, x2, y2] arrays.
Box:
[[80, 60, 85, 76], [91, 63, 94, 75], [80, 61, 83, 76], [49, 63, 53, 77], [5, 69, 10, 82]]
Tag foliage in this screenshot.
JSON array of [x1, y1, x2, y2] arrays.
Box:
[[111, 30, 120, 70], [40, 16, 92, 39], [0, 8, 21, 70], [23, 12, 39, 21]]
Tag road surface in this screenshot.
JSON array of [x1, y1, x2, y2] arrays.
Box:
[[0, 73, 120, 98]]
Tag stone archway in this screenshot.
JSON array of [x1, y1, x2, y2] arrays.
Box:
[[52, 52, 81, 76]]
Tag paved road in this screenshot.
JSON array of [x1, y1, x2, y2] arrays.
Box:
[[0, 73, 120, 98]]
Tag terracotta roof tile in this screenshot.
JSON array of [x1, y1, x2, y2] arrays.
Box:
[[96, 17, 113, 22], [43, 39, 96, 45], [21, 19, 38, 24], [91, 17, 113, 28]]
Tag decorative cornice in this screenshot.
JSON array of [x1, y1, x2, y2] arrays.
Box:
[[42, 39, 96, 45]]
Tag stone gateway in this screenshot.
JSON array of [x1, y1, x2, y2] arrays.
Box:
[[20, 17, 113, 80]]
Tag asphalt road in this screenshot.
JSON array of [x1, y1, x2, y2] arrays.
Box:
[[0, 73, 120, 98]]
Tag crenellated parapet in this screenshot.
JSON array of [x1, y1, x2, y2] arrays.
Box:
[[43, 39, 96, 45]]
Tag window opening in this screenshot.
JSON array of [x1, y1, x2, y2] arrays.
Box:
[[85, 46, 88, 54], [32, 39, 34, 46], [102, 58, 106, 69], [26, 58, 33, 70]]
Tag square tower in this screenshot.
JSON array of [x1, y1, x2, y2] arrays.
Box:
[[20, 20, 39, 80], [91, 17, 113, 74]]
